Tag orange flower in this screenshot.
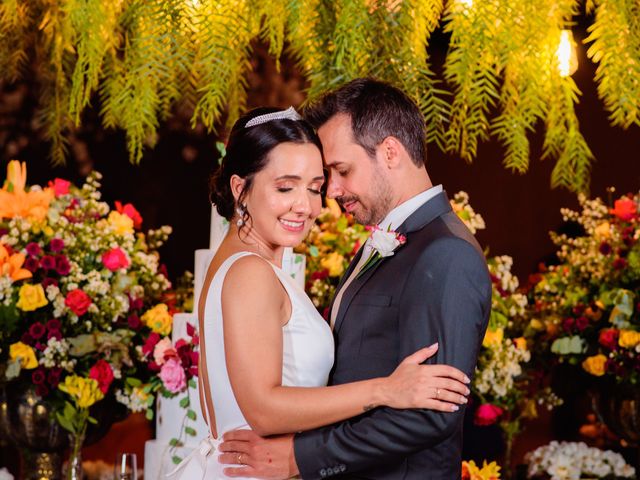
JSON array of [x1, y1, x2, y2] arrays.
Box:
[[0, 161, 54, 221], [0, 244, 32, 282]]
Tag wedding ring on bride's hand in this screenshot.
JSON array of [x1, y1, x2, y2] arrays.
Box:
[[435, 388, 440, 399], [237, 453, 243, 464]]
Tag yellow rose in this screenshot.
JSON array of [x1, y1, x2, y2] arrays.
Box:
[[320, 252, 345, 277], [43, 226, 54, 237], [16, 284, 48, 311], [514, 337, 528, 350], [108, 211, 134, 236], [594, 221, 611, 238], [59, 375, 104, 408], [482, 328, 503, 347], [9, 341, 38, 369], [141, 304, 173, 335], [618, 330, 640, 349], [582, 354, 607, 377]]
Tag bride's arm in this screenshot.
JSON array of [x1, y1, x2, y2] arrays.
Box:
[[221, 256, 470, 437]]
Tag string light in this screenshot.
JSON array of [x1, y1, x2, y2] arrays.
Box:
[[556, 29, 578, 77]]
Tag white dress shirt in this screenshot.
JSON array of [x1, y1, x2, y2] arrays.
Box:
[[330, 185, 443, 328]]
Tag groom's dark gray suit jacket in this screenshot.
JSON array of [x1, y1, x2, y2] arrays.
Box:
[[293, 191, 492, 479]]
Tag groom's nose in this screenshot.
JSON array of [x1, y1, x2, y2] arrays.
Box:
[[326, 176, 343, 199]]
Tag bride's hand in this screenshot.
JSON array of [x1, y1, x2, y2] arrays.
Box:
[[381, 343, 471, 412]]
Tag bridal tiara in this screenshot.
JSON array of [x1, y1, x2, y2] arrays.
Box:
[[245, 106, 302, 128]]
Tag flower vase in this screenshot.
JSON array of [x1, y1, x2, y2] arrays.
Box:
[[5, 383, 68, 480], [66, 430, 85, 480], [592, 385, 640, 470]]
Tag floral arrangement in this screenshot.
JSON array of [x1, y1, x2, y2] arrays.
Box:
[[528, 192, 640, 387], [295, 198, 369, 316], [451, 193, 562, 476], [0, 161, 197, 466], [462, 460, 501, 480], [524, 441, 635, 479]]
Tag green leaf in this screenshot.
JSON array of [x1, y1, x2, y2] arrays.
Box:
[[184, 426, 196, 436], [169, 438, 179, 447], [87, 415, 98, 425], [55, 412, 76, 434], [551, 336, 585, 355], [126, 377, 142, 388], [179, 397, 190, 408], [188, 378, 197, 389], [309, 245, 319, 257], [172, 456, 182, 465], [145, 408, 154, 421], [186, 409, 197, 421]]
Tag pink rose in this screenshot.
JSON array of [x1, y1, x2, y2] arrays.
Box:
[[159, 358, 186, 393], [153, 337, 177, 366], [474, 404, 504, 426], [101, 247, 130, 272], [89, 359, 114, 394], [49, 178, 71, 197], [65, 289, 91, 316]]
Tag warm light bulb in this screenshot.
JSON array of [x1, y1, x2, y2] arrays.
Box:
[[556, 30, 578, 77]]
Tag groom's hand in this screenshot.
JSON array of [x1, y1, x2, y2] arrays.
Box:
[[219, 430, 299, 479]]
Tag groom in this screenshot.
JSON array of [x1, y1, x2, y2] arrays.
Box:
[[220, 79, 492, 479]]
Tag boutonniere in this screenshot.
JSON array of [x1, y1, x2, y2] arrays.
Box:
[[356, 226, 407, 279]]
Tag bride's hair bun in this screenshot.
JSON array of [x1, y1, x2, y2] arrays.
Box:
[[209, 107, 322, 222]]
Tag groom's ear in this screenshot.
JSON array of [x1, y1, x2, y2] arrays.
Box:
[[378, 136, 403, 169], [230, 175, 246, 202]]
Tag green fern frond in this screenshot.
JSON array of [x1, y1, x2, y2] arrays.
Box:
[[0, 0, 31, 81], [586, 0, 640, 128], [190, 1, 256, 131]]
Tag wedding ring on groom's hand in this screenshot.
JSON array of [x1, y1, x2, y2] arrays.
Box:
[[237, 453, 243, 464]]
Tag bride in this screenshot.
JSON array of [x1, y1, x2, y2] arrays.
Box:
[[168, 107, 470, 479]]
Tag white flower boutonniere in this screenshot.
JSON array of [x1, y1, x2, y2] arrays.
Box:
[[356, 226, 406, 278]]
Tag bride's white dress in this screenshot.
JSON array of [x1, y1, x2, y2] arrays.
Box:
[[168, 252, 335, 479]]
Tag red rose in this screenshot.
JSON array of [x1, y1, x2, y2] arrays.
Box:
[[610, 198, 637, 221], [599, 329, 619, 350], [474, 404, 504, 426], [65, 289, 92, 316], [89, 360, 114, 394], [115, 201, 143, 229]]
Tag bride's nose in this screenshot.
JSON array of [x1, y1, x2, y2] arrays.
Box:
[[291, 191, 312, 215]]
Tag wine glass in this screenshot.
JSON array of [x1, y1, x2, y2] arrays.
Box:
[[114, 452, 137, 480]]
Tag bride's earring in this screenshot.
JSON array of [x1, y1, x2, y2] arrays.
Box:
[[236, 203, 246, 227]]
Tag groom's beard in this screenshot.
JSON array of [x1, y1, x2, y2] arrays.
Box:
[[337, 174, 393, 226]]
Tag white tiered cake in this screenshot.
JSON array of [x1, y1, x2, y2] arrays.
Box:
[[144, 207, 306, 479]]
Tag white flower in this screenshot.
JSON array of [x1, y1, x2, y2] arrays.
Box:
[[369, 228, 403, 258], [0, 467, 14, 480]]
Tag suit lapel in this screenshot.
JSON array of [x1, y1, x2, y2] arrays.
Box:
[[333, 191, 453, 334]]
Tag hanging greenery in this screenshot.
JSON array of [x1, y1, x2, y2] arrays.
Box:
[[0, 0, 638, 192]]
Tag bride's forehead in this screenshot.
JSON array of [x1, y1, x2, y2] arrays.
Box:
[[261, 143, 323, 175]]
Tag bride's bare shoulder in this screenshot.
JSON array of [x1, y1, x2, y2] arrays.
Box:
[[222, 254, 283, 299]]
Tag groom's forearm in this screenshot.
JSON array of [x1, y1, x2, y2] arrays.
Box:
[[293, 406, 462, 479]]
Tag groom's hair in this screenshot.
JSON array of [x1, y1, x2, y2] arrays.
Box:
[[304, 78, 427, 168]]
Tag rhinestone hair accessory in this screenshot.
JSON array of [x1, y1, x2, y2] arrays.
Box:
[[245, 106, 302, 128]]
